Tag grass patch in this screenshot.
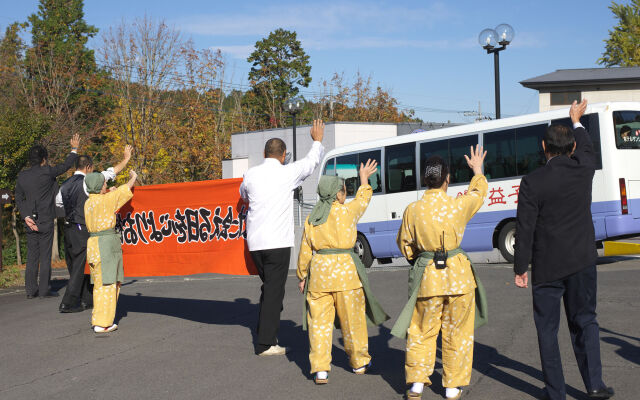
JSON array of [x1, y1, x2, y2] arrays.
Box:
[[0, 265, 24, 288]]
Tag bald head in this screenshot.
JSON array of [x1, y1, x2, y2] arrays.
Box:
[[264, 138, 286, 159]]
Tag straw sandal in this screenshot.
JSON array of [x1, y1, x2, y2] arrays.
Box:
[[406, 390, 422, 399], [314, 373, 328, 385], [353, 361, 372, 375]]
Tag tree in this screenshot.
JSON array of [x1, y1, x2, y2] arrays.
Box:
[[308, 72, 417, 123], [599, 0, 640, 67], [24, 0, 107, 157], [247, 28, 311, 127]]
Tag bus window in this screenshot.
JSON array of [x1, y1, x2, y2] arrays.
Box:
[[515, 124, 546, 175], [551, 113, 602, 169], [483, 129, 517, 179], [323, 158, 336, 176], [386, 143, 416, 193], [336, 154, 358, 196], [359, 150, 382, 193], [449, 135, 478, 184], [612, 111, 640, 149], [420, 140, 448, 188]]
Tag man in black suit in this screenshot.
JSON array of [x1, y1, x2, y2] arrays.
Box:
[[15, 134, 80, 299], [514, 100, 613, 400]]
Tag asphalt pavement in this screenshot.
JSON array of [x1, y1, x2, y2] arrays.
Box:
[[0, 256, 639, 400]]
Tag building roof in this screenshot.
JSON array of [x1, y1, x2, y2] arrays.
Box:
[[520, 67, 640, 89]]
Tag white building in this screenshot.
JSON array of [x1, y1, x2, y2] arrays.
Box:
[[520, 66, 640, 112]]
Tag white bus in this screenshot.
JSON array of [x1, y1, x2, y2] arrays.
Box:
[[320, 102, 640, 267]]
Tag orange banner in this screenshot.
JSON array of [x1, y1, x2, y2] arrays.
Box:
[[111, 178, 256, 277]]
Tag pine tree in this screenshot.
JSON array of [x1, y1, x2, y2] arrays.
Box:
[[599, 0, 640, 67]]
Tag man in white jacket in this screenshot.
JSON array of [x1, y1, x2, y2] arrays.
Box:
[[240, 119, 325, 356]]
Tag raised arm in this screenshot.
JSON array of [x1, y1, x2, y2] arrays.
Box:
[[51, 134, 80, 177], [456, 144, 488, 221], [111, 145, 133, 176], [289, 119, 325, 188], [346, 159, 376, 218], [569, 100, 595, 166]]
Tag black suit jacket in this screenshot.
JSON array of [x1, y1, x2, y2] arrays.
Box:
[[15, 152, 78, 232], [514, 127, 597, 284]]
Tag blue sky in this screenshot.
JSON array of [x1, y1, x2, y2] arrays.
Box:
[[0, 0, 617, 123]]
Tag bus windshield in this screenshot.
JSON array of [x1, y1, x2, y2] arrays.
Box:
[[613, 110, 640, 149]]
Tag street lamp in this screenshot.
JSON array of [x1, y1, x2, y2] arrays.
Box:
[[478, 23, 515, 119], [284, 97, 305, 208], [284, 97, 304, 161]]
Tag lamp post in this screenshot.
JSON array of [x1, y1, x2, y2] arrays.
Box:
[[284, 97, 305, 221], [284, 97, 304, 161], [478, 24, 515, 119]]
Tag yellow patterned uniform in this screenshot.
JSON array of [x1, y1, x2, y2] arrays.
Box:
[[397, 175, 487, 387], [85, 185, 133, 328], [297, 184, 372, 373]]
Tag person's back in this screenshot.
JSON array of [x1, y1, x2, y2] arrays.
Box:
[[18, 164, 64, 229], [514, 100, 614, 400], [515, 102, 597, 284], [242, 160, 299, 251]]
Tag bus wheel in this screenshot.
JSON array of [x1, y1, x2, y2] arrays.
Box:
[[498, 221, 516, 263], [354, 233, 374, 268]]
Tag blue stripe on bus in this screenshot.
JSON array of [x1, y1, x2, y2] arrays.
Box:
[[357, 198, 640, 259]]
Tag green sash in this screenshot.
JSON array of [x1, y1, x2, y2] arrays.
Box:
[[89, 229, 124, 285], [302, 248, 390, 331], [390, 248, 488, 339]]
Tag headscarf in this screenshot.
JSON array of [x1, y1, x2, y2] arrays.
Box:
[[85, 172, 105, 194], [308, 175, 344, 226]]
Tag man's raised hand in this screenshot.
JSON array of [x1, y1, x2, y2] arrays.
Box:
[[310, 119, 324, 142], [70, 134, 80, 150], [570, 99, 588, 124], [123, 144, 133, 161]]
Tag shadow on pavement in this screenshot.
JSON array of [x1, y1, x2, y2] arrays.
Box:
[[473, 342, 588, 399], [600, 327, 640, 366], [114, 294, 301, 355]]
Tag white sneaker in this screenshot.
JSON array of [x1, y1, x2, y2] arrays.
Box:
[[93, 324, 118, 333], [258, 345, 287, 356]]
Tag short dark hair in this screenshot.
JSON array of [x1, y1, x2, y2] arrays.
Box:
[[424, 155, 449, 189], [264, 138, 286, 158], [544, 124, 575, 156], [28, 145, 48, 166], [75, 155, 93, 170], [620, 125, 632, 137]]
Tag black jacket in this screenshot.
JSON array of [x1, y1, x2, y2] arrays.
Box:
[[15, 152, 78, 232], [60, 173, 88, 225], [514, 127, 597, 284]]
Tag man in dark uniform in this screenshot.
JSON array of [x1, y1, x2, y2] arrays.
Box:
[[56, 145, 132, 312], [15, 134, 80, 299], [514, 100, 614, 400]]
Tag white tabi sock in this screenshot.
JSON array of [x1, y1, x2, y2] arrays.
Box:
[[316, 371, 328, 380], [410, 382, 424, 394], [445, 387, 461, 398]]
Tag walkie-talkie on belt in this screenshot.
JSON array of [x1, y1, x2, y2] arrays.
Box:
[[434, 231, 448, 269]]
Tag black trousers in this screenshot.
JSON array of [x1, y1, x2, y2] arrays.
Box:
[[61, 224, 92, 307], [250, 247, 291, 354], [532, 265, 605, 400], [25, 228, 54, 297]]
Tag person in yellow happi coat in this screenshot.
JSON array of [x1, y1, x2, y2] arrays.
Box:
[[395, 145, 488, 400], [84, 170, 138, 333], [297, 159, 388, 385]]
